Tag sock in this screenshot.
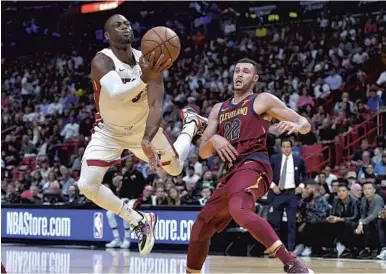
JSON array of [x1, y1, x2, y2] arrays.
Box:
[[112, 228, 119, 239], [118, 202, 143, 226], [124, 228, 131, 239], [174, 122, 196, 162]]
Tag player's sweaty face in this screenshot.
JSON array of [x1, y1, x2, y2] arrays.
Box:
[[109, 17, 133, 44], [233, 63, 255, 91]]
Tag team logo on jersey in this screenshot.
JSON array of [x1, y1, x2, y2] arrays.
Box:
[[93, 212, 104, 239]]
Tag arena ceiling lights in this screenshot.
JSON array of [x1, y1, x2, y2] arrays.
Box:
[[80, 1, 124, 14]]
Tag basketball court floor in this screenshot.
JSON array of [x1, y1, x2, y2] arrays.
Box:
[[1, 244, 385, 273]]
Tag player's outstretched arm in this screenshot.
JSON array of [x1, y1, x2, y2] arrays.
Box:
[[198, 103, 222, 159], [143, 76, 164, 143], [256, 93, 311, 135], [91, 53, 147, 102]]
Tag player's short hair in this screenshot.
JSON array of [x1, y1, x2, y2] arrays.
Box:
[[104, 14, 125, 32], [236, 58, 261, 74]]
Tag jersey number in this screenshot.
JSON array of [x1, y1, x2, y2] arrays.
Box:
[[224, 118, 241, 142]]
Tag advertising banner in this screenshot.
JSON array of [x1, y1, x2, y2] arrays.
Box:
[[2, 207, 199, 244]]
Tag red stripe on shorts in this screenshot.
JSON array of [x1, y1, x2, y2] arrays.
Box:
[[86, 159, 121, 167]]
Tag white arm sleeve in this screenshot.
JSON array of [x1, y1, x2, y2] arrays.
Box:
[[99, 70, 147, 102]]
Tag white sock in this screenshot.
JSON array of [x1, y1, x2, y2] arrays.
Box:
[[174, 122, 196, 162], [124, 228, 131, 239], [90, 185, 143, 226], [118, 202, 143, 226], [112, 228, 119, 239]]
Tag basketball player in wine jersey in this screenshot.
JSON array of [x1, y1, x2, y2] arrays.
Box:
[[186, 58, 314, 273], [79, 14, 207, 256]]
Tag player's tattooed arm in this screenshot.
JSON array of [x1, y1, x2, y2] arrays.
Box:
[[256, 93, 311, 135], [91, 53, 146, 102]]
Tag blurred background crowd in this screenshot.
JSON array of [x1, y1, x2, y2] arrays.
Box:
[[2, 1, 386, 259]]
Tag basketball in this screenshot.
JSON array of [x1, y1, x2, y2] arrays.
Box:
[[141, 26, 181, 63]]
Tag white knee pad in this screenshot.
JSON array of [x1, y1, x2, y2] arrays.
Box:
[[78, 161, 108, 201], [162, 157, 183, 176]]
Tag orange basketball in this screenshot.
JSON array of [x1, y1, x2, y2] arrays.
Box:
[[141, 26, 181, 63]]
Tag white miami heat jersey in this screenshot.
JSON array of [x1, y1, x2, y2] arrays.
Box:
[[92, 48, 149, 133]]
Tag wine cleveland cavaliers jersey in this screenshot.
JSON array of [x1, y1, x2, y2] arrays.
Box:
[[218, 93, 270, 160]]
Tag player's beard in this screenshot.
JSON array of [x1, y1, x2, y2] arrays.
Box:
[[121, 31, 134, 44], [234, 80, 254, 93]]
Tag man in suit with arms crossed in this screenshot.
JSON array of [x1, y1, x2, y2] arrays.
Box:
[[268, 139, 308, 255]]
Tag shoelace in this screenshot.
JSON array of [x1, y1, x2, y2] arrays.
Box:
[[133, 222, 145, 243]]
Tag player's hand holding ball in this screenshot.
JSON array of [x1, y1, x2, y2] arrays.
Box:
[[139, 52, 171, 83], [140, 26, 181, 83], [141, 139, 161, 170], [210, 134, 239, 163]]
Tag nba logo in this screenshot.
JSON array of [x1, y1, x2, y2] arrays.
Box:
[[93, 212, 103, 239]]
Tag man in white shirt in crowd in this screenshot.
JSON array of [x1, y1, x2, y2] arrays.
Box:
[[268, 139, 308, 255], [60, 116, 79, 141], [315, 166, 338, 191], [187, 153, 203, 176], [324, 67, 343, 101], [183, 167, 201, 189]]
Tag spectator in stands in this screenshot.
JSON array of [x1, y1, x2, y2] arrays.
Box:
[[352, 139, 374, 165], [316, 172, 330, 195], [31, 170, 43, 187], [60, 116, 79, 141], [374, 152, 386, 175], [327, 180, 340, 205], [39, 159, 52, 181], [367, 85, 384, 113], [168, 187, 181, 205], [42, 181, 65, 204], [71, 147, 84, 172], [5, 184, 21, 204], [315, 166, 338, 190], [199, 170, 217, 190], [20, 134, 36, 156], [324, 67, 343, 101], [64, 185, 83, 204], [20, 185, 42, 204], [140, 185, 153, 205], [325, 183, 360, 258], [60, 167, 74, 195], [350, 183, 363, 200], [154, 187, 168, 205], [269, 139, 308, 254], [334, 92, 355, 115], [183, 167, 201, 189], [120, 157, 146, 200], [198, 187, 212, 206], [346, 171, 358, 189], [296, 87, 314, 110], [187, 153, 203, 176], [338, 164, 349, 179], [295, 181, 330, 257], [355, 182, 385, 259]]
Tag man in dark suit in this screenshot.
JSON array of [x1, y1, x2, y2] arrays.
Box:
[[268, 139, 308, 255]]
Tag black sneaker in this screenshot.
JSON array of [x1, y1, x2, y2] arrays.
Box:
[[339, 249, 353, 259], [323, 249, 338, 258], [358, 248, 373, 259]]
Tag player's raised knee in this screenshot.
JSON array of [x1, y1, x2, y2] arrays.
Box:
[[77, 179, 99, 200]]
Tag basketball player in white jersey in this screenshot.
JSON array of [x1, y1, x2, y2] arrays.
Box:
[[78, 14, 207, 256]]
